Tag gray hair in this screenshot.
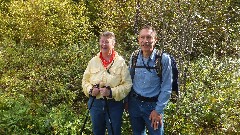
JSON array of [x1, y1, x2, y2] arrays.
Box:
[[100, 31, 115, 41], [140, 25, 157, 36]]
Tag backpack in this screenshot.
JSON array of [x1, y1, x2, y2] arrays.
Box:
[[130, 49, 179, 101]]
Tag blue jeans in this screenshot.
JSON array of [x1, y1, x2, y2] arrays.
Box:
[[88, 97, 124, 135], [128, 96, 164, 135]]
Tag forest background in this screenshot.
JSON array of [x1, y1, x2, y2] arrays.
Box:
[[0, 0, 239, 134]]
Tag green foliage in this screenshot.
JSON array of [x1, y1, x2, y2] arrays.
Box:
[[0, 39, 99, 105], [165, 57, 240, 134], [0, 0, 239, 134], [1, 0, 92, 47], [0, 94, 87, 135], [84, 0, 239, 59], [0, 94, 47, 134]]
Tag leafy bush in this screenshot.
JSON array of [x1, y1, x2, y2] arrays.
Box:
[[85, 0, 240, 58], [0, 94, 47, 134], [0, 0, 239, 134], [165, 57, 240, 134], [0, 39, 100, 105], [0, 0, 92, 47], [0, 93, 89, 134]]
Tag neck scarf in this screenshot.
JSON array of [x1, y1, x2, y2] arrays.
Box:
[[100, 49, 116, 68]]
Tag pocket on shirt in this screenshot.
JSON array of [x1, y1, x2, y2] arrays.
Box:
[[135, 69, 144, 80], [146, 71, 159, 84], [90, 66, 101, 74], [109, 66, 122, 75], [89, 66, 102, 83]]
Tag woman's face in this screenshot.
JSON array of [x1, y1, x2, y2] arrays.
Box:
[[99, 36, 115, 54]]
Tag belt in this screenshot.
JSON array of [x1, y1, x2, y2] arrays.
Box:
[[131, 91, 158, 102]]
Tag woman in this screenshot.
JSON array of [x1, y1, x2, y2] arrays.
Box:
[[82, 31, 132, 135]]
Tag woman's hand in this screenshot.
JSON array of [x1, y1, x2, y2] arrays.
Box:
[[99, 87, 111, 97], [91, 87, 100, 96]]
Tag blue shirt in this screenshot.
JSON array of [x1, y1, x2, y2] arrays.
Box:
[[129, 49, 172, 114]]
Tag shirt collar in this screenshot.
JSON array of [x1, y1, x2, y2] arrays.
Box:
[[139, 48, 157, 61]]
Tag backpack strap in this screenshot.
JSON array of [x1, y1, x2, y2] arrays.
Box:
[[130, 49, 140, 80], [130, 49, 163, 80], [131, 49, 140, 68], [154, 49, 163, 78], [169, 55, 179, 96]]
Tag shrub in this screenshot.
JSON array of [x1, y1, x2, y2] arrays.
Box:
[[165, 57, 240, 134], [1, 0, 92, 47]]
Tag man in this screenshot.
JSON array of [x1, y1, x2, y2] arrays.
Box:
[[128, 25, 172, 135]]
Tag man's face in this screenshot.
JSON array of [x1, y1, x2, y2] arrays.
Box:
[[138, 28, 157, 52], [99, 36, 115, 53]]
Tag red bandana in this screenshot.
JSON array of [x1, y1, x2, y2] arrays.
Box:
[[100, 50, 116, 68]]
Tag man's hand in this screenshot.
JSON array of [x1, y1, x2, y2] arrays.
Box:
[[149, 110, 162, 130]]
